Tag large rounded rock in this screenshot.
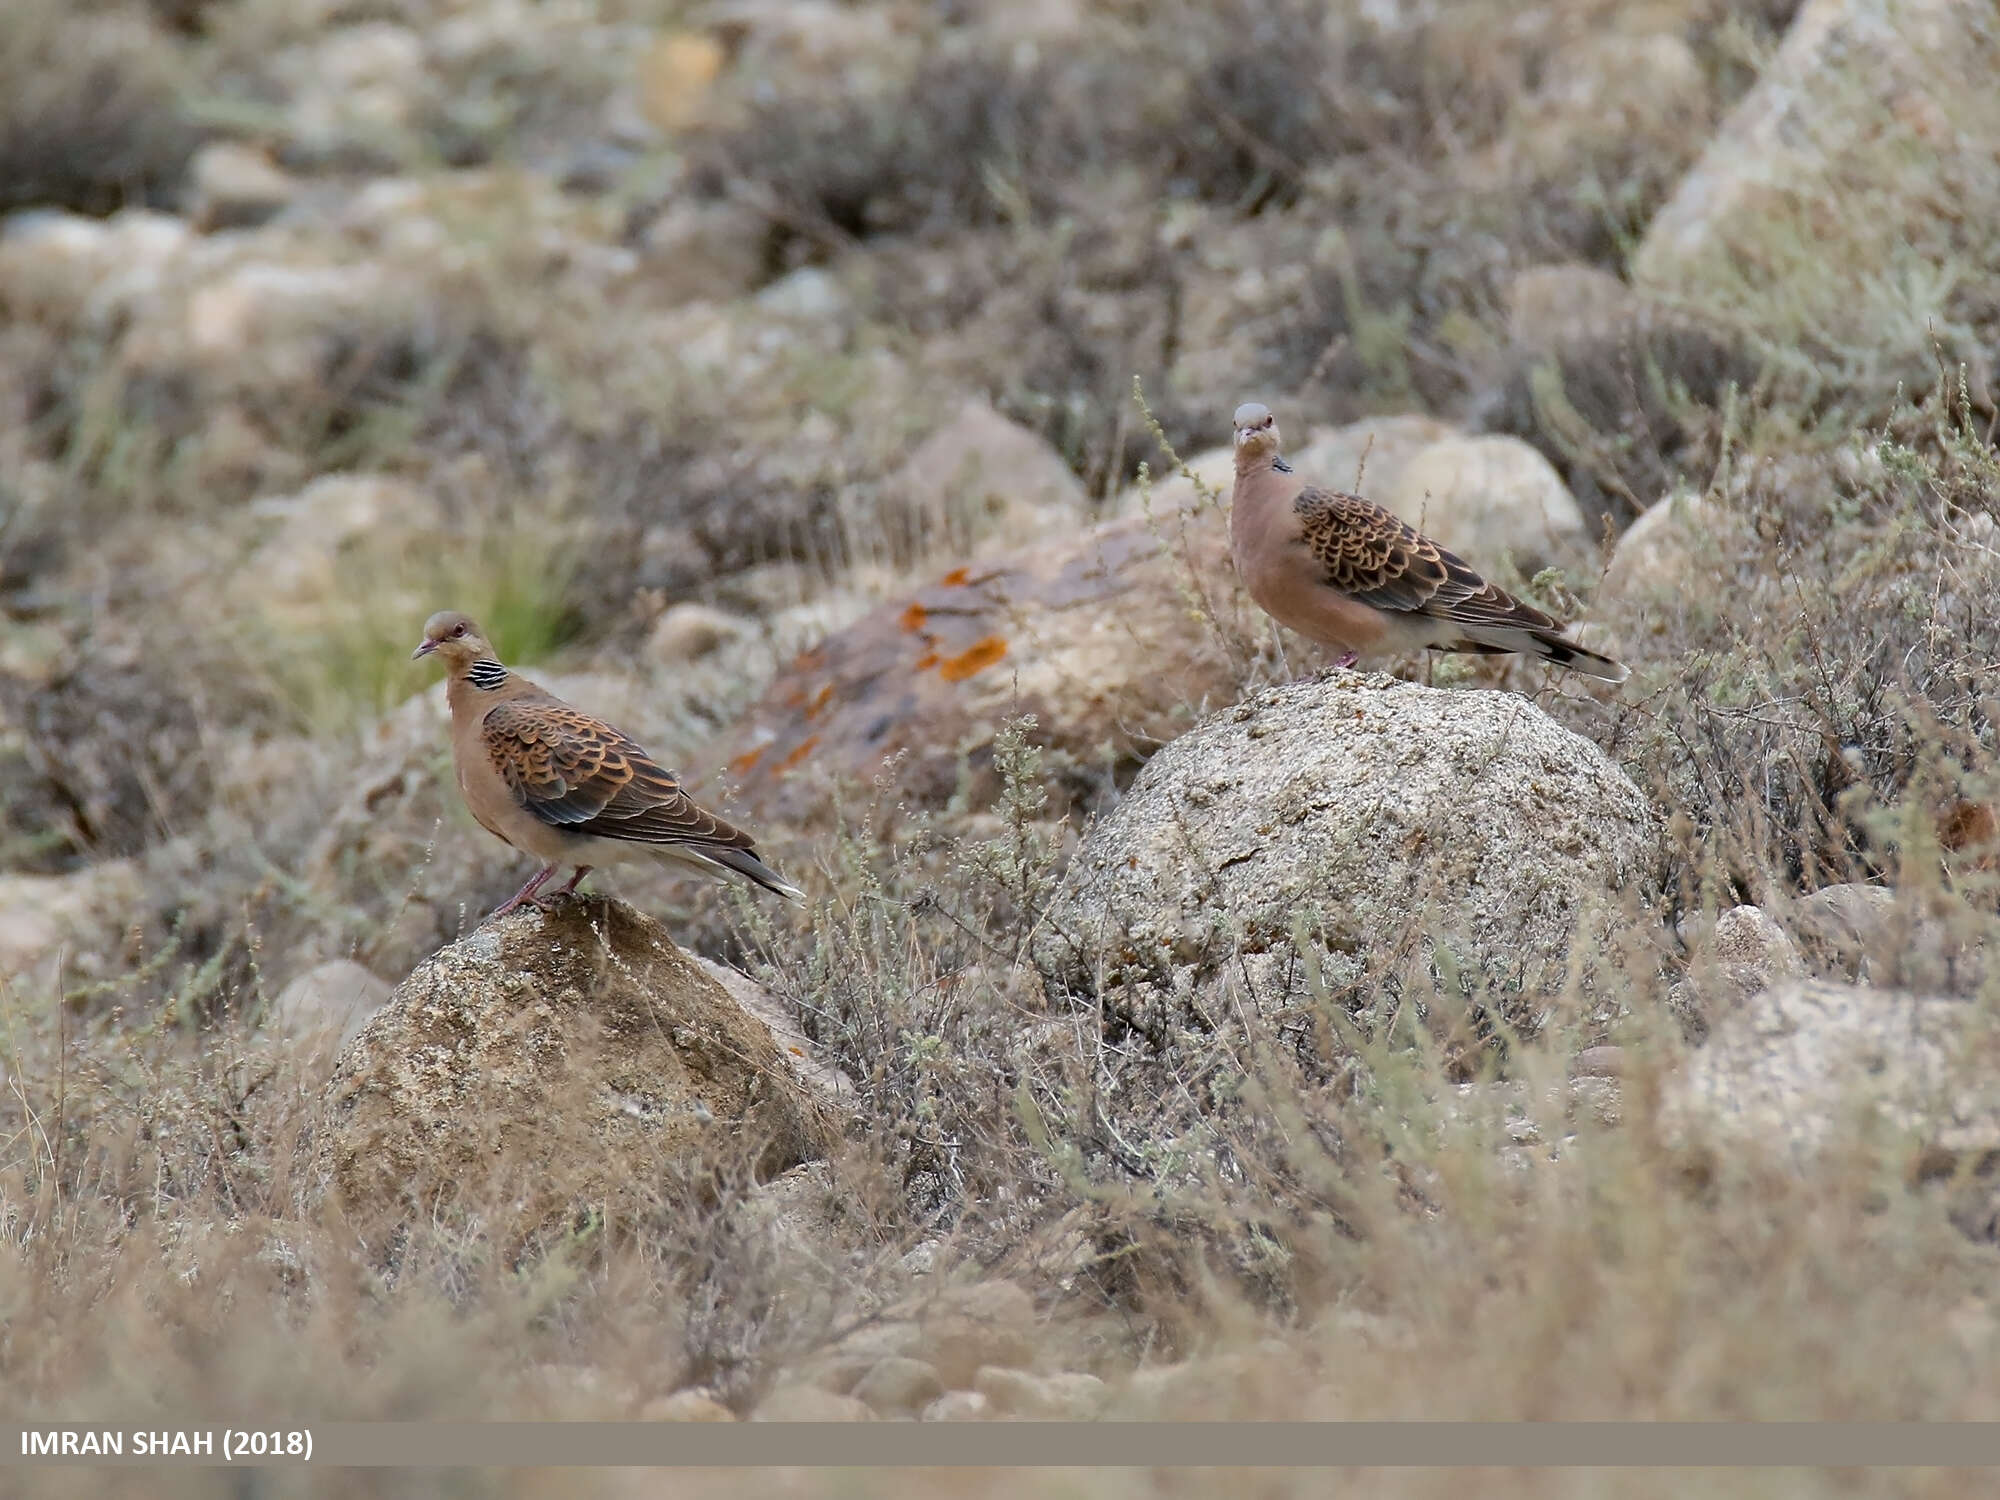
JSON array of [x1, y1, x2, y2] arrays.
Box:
[[1034, 673, 1662, 1043], [309, 898, 833, 1260], [1381, 434, 1592, 578]]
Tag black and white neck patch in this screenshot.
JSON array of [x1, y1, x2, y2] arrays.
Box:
[[466, 659, 510, 691]]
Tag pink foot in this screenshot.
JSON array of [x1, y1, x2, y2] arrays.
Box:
[[1334, 651, 1358, 669], [491, 865, 558, 917], [552, 865, 593, 899]]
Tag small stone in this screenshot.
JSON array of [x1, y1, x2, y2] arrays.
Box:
[[242, 472, 443, 619], [1506, 263, 1637, 357], [267, 959, 391, 1054], [181, 260, 392, 389], [920, 1390, 993, 1422], [1710, 905, 1805, 990], [972, 1367, 1108, 1419], [1596, 488, 1713, 619], [919, 1281, 1037, 1388], [647, 603, 747, 664], [832, 1320, 925, 1362], [1789, 883, 1986, 994], [850, 1356, 945, 1416], [638, 31, 728, 132], [755, 266, 849, 324], [881, 399, 1088, 557], [1664, 979, 2000, 1161], [638, 200, 771, 305], [1572, 1046, 1626, 1079], [792, 1354, 877, 1396], [186, 142, 298, 231], [640, 1389, 736, 1422], [278, 22, 429, 158], [750, 1384, 875, 1421]]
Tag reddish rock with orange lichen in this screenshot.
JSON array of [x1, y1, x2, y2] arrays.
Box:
[[700, 504, 1258, 822]]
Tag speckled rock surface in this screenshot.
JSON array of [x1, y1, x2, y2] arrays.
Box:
[[1035, 672, 1663, 1029], [309, 898, 830, 1258], [1666, 979, 2000, 1161]]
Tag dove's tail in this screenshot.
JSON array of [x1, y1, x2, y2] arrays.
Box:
[[1451, 625, 1629, 684]]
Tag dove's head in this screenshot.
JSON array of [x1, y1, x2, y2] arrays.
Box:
[[1233, 401, 1281, 465], [412, 610, 494, 668]]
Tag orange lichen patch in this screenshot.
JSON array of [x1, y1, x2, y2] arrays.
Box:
[[728, 747, 764, 777], [939, 566, 971, 587], [805, 682, 836, 719], [938, 636, 1008, 682], [777, 736, 819, 773], [900, 602, 929, 633], [913, 651, 940, 671]]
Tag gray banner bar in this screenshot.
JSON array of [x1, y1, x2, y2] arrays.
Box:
[[4, 1424, 2000, 1468]]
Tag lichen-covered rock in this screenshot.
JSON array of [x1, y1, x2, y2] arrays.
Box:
[[308, 898, 831, 1260], [1035, 673, 1662, 1071], [1666, 980, 2000, 1161], [704, 501, 1252, 822]]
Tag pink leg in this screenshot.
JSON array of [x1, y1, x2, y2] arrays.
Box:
[[1334, 651, 1358, 669], [552, 865, 593, 899], [492, 864, 558, 916]]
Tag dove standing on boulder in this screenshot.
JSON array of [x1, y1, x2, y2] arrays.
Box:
[[411, 611, 804, 916], [1228, 402, 1627, 683]]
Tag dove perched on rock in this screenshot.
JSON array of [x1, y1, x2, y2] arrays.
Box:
[[411, 611, 804, 916], [1227, 402, 1626, 683]]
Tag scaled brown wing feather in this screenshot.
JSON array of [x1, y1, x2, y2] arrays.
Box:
[[1293, 486, 1560, 631], [482, 700, 756, 850]]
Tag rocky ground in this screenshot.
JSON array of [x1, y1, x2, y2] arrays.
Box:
[[5, 0, 2000, 1486]]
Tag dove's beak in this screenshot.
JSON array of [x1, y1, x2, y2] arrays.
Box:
[[412, 639, 437, 660]]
